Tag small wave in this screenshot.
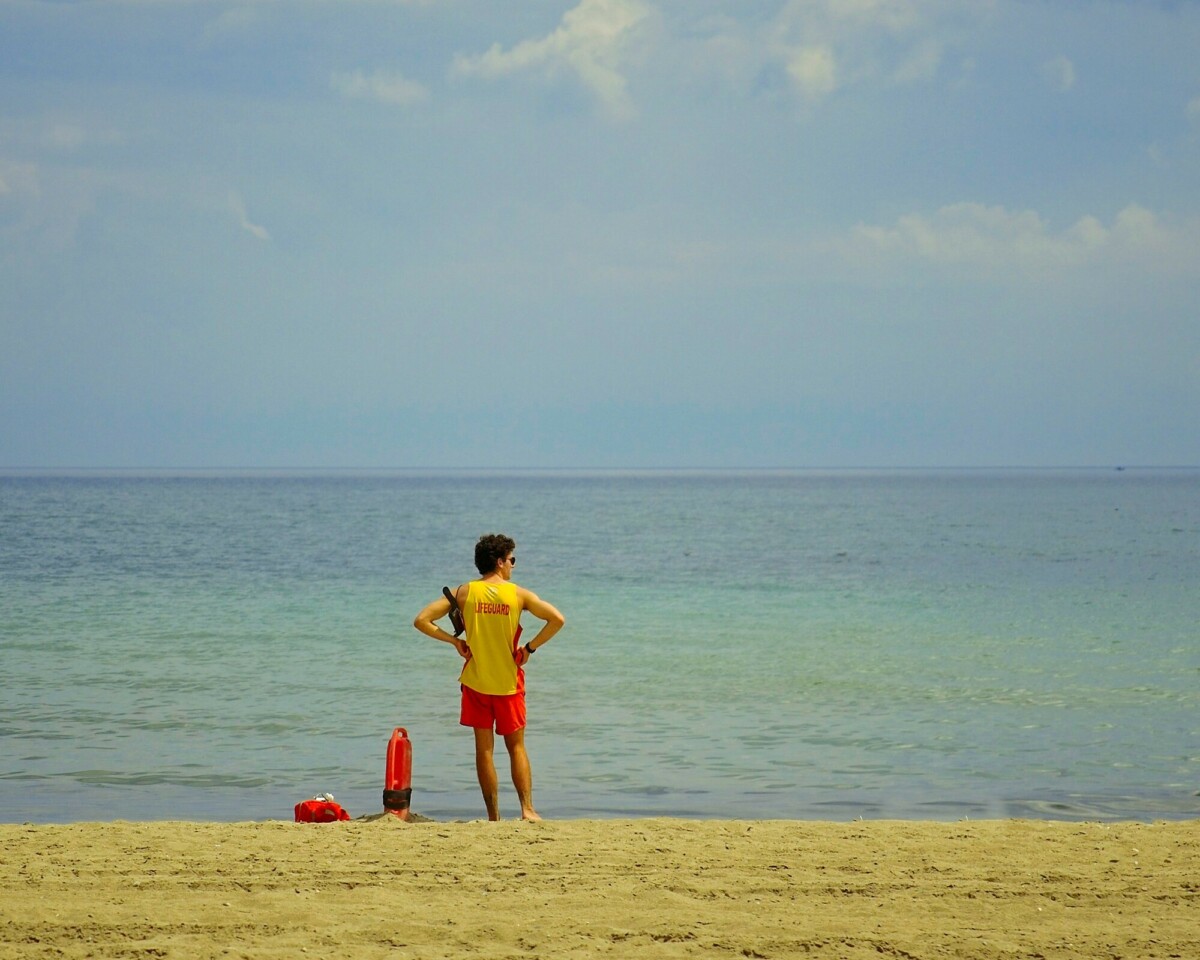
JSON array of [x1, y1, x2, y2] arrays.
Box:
[[62, 769, 274, 789], [1009, 792, 1200, 821]]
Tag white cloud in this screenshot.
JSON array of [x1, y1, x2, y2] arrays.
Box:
[[0, 161, 39, 207], [200, 5, 266, 45], [761, 0, 980, 103], [452, 0, 651, 120], [892, 38, 943, 84], [0, 116, 123, 154], [0, 160, 99, 251], [65, 0, 439, 5], [842, 202, 1191, 272], [45, 123, 88, 150], [331, 69, 429, 107], [1043, 54, 1076, 92], [820, 0, 921, 32], [787, 45, 837, 101], [229, 192, 270, 242]]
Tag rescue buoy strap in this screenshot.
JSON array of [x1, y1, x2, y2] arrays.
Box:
[[383, 788, 412, 811]]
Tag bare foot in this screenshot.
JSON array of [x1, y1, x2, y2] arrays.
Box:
[[521, 809, 542, 822]]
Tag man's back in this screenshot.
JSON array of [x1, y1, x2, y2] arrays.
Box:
[[459, 579, 523, 695]]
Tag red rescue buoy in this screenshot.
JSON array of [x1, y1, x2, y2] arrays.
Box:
[[383, 727, 412, 820]]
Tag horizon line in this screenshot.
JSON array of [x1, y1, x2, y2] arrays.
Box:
[[2, 464, 1197, 475]]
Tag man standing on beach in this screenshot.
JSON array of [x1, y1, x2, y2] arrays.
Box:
[[414, 534, 565, 821]]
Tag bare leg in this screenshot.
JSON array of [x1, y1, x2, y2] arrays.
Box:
[[503, 728, 541, 821], [473, 727, 501, 821]]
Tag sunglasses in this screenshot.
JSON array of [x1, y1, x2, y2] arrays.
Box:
[[506, 556, 516, 567]]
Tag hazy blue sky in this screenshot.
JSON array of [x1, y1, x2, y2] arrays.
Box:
[[2, 0, 1198, 467]]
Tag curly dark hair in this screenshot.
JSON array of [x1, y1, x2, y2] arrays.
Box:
[[474, 533, 516, 575]]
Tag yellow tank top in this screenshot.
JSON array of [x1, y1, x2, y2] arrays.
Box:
[[458, 580, 523, 695]]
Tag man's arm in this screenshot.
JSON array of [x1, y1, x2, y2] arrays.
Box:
[[413, 594, 471, 661], [514, 587, 565, 664]]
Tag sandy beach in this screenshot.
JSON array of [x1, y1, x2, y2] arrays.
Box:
[[2, 817, 1196, 959]]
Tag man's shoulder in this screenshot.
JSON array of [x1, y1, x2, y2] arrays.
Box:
[[509, 582, 537, 603]]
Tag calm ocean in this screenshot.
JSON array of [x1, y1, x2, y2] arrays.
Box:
[[1, 469, 1197, 824]]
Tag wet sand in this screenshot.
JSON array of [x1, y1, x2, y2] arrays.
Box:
[[3, 817, 1197, 959]]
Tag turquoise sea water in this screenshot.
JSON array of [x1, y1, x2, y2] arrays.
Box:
[[1, 469, 1197, 824]]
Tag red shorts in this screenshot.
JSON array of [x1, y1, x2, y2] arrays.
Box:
[[460, 685, 526, 735]]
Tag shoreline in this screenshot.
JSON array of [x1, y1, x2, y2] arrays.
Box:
[[5, 817, 1197, 958]]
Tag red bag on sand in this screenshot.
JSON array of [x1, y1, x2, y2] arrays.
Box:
[[294, 795, 351, 823]]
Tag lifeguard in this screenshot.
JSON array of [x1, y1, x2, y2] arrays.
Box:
[[413, 534, 565, 821]]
